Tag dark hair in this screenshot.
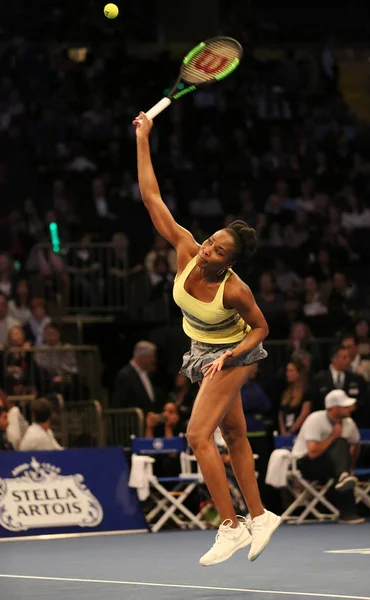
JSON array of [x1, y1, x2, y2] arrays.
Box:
[[330, 344, 347, 360], [341, 332, 358, 345], [226, 220, 257, 262], [11, 278, 29, 308], [290, 355, 305, 373], [0, 406, 8, 417], [32, 397, 52, 424], [44, 321, 61, 333]]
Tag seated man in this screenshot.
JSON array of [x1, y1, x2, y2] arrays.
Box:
[[292, 389, 364, 524], [19, 397, 63, 451]]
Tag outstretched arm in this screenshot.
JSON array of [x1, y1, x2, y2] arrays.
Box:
[[133, 112, 196, 250]]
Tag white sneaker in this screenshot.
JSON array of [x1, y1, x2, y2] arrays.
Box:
[[335, 472, 357, 492], [248, 510, 281, 562], [199, 518, 252, 566]]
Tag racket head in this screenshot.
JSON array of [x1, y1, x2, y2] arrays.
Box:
[[180, 36, 243, 87]]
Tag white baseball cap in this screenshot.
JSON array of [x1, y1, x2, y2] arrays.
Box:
[[325, 389, 356, 409]]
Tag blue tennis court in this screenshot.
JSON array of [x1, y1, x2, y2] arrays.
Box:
[[1, 523, 369, 600]]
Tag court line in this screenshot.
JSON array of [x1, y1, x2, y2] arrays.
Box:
[[0, 529, 148, 543], [325, 549, 370, 554], [0, 574, 369, 600]]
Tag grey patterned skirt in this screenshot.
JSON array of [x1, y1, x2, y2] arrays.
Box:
[[180, 340, 268, 383]]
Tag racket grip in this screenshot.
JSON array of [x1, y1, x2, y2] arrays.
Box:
[[145, 98, 172, 120]]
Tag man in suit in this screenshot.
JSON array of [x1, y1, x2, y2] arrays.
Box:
[[308, 345, 368, 426], [341, 333, 370, 382], [111, 340, 159, 415]]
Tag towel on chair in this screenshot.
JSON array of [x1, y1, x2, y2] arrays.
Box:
[[129, 454, 155, 501], [265, 449, 292, 488]]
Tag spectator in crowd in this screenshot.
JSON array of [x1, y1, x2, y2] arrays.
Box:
[[111, 340, 161, 414], [8, 279, 32, 325], [144, 233, 177, 274], [0, 252, 14, 297], [355, 319, 370, 357], [19, 397, 63, 451], [0, 406, 13, 450], [255, 272, 285, 337], [23, 297, 51, 345], [3, 326, 37, 396], [274, 258, 302, 295], [107, 232, 144, 306], [34, 322, 80, 401], [328, 271, 358, 332], [145, 401, 185, 478], [341, 333, 370, 382], [25, 232, 69, 304], [278, 357, 310, 435], [0, 390, 28, 450], [0, 292, 20, 348], [291, 389, 364, 524], [308, 345, 368, 426], [66, 231, 103, 307], [286, 321, 321, 369], [168, 373, 195, 421], [302, 276, 328, 318], [145, 401, 185, 438]]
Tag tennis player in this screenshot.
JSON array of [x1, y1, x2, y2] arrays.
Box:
[[133, 112, 281, 565]]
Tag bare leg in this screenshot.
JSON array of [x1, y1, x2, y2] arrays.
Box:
[[220, 391, 264, 519], [186, 366, 251, 527]]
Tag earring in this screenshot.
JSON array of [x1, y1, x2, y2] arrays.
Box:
[[217, 268, 226, 277]]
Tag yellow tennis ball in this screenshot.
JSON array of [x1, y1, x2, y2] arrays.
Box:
[[104, 3, 119, 19]]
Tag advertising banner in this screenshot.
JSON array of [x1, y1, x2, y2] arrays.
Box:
[[0, 447, 147, 539]]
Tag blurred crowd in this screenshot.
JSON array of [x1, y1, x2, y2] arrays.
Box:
[[0, 30, 370, 456]]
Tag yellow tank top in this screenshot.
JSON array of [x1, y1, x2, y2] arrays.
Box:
[[173, 256, 251, 344]]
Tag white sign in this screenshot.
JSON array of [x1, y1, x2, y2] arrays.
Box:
[[0, 457, 103, 532]]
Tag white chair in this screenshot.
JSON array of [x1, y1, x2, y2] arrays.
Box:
[[273, 435, 339, 524], [354, 430, 370, 511], [130, 436, 206, 533], [354, 468, 370, 510]]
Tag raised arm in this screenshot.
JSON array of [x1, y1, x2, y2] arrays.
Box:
[[133, 112, 197, 251]]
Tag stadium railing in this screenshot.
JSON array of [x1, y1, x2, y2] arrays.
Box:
[[103, 407, 145, 451], [2, 345, 103, 405], [28, 242, 129, 314]]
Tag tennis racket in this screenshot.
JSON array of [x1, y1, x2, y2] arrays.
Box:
[[145, 36, 243, 120]]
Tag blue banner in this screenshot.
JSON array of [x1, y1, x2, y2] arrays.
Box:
[[0, 447, 147, 539]]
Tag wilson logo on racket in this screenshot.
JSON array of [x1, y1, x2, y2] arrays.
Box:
[[142, 36, 243, 121], [194, 50, 229, 75]]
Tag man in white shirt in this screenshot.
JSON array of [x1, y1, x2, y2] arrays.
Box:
[[20, 397, 63, 451], [292, 389, 364, 524]]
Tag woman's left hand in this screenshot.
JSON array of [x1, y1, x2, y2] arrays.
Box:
[[201, 350, 233, 380]]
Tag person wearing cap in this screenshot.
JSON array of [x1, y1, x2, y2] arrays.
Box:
[[291, 389, 364, 524]]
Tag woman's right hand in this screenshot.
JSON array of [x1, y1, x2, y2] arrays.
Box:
[[132, 112, 153, 139]]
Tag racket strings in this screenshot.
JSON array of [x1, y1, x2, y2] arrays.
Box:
[[182, 39, 241, 85]]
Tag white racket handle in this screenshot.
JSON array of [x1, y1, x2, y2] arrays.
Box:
[[145, 97, 172, 120]]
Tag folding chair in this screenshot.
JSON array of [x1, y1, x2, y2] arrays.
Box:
[[274, 435, 339, 524], [130, 436, 207, 532], [354, 429, 370, 511]]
